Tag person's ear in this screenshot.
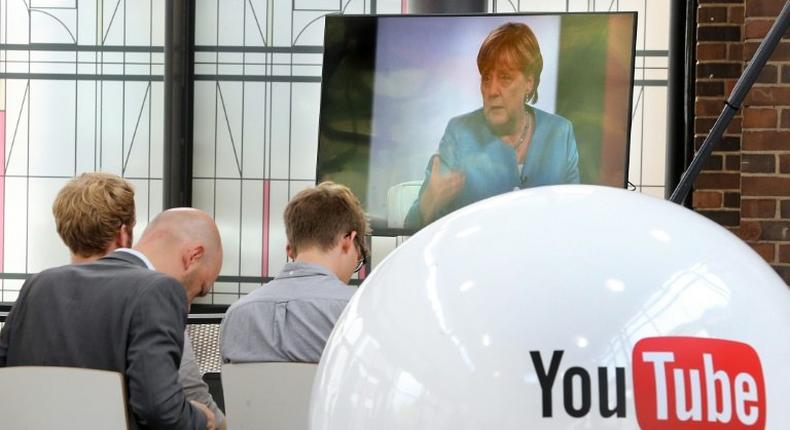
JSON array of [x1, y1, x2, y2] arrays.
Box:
[[286, 244, 295, 261], [119, 224, 133, 248], [343, 231, 356, 255], [525, 75, 535, 101], [182, 245, 205, 271], [110, 224, 132, 251]]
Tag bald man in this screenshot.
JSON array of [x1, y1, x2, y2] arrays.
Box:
[[0, 208, 223, 430]]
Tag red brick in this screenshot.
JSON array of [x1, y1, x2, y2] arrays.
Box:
[[741, 153, 776, 173], [728, 43, 744, 61], [782, 199, 790, 218], [729, 5, 745, 24], [729, 116, 743, 134], [697, 43, 728, 60], [742, 198, 777, 218], [744, 19, 773, 38], [744, 86, 790, 105], [744, 41, 790, 60], [696, 118, 715, 133], [695, 117, 743, 134], [779, 244, 790, 263], [694, 116, 716, 133], [696, 172, 740, 189], [703, 154, 724, 171], [751, 243, 776, 262], [695, 135, 740, 151], [700, 6, 728, 23], [698, 26, 741, 42], [783, 65, 790, 83], [694, 116, 741, 134], [757, 64, 779, 83], [725, 154, 741, 170], [697, 62, 743, 79], [743, 107, 778, 128], [696, 98, 726, 116], [693, 190, 723, 208], [736, 220, 762, 241], [742, 176, 790, 196], [725, 79, 738, 94], [744, 18, 790, 40], [698, 210, 740, 227], [743, 130, 790, 150], [697, 81, 726, 97], [746, 0, 785, 17], [782, 108, 790, 128], [724, 192, 741, 208], [780, 154, 790, 173], [760, 221, 790, 240]]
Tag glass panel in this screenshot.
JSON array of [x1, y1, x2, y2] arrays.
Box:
[[0, 0, 166, 298], [27, 178, 71, 272]]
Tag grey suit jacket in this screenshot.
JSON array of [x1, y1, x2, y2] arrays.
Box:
[[0, 251, 207, 430]]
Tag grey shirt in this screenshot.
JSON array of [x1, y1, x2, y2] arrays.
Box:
[[181, 333, 225, 428], [220, 262, 355, 363]]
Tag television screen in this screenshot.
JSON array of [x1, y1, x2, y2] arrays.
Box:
[[317, 13, 637, 235]]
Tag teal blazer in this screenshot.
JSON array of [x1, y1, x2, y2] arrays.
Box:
[[405, 106, 579, 229]]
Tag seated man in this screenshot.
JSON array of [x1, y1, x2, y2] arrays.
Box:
[[220, 181, 370, 363], [49, 172, 226, 428], [0, 207, 223, 430]]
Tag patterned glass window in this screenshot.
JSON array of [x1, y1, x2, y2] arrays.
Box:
[[0, 0, 165, 301], [0, 0, 669, 304]]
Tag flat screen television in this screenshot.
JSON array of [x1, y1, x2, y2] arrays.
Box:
[[317, 13, 637, 235]]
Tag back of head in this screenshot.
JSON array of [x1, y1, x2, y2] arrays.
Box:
[[52, 172, 135, 259], [135, 208, 223, 301], [285, 181, 370, 256]]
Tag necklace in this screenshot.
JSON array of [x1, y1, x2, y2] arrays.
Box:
[[514, 110, 532, 152]]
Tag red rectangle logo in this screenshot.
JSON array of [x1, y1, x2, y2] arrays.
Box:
[[632, 337, 765, 430]]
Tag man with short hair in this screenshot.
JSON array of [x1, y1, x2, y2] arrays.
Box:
[[50, 172, 226, 429], [220, 181, 370, 363], [0, 207, 223, 430], [52, 172, 137, 262]]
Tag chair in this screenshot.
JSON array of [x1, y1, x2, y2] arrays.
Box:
[[386, 180, 423, 228], [0, 366, 128, 430], [222, 362, 318, 430]]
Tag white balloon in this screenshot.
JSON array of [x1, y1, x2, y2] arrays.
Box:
[[310, 185, 790, 429]]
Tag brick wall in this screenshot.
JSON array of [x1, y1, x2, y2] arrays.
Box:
[[693, 0, 790, 284]]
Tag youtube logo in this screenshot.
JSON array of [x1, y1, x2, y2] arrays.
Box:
[[632, 337, 766, 430], [531, 336, 766, 429]]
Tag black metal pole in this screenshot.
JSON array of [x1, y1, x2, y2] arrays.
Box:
[[671, 0, 790, 204], [405, 0, 486, 13], [665, 0, 696, 205], [163, 0, 195, 208]]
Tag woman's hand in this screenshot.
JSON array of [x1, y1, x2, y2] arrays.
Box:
[[419, 155, 465, 223]]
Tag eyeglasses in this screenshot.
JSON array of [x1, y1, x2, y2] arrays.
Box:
[[352, 233, 368, 273]]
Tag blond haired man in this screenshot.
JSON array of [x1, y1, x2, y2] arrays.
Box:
[[53, 172, 136, 261], [28, 172, 224, 428], [220, 182, 370, 363]]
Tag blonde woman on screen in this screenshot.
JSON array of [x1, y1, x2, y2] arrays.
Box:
[[405, 22, 580, 229]]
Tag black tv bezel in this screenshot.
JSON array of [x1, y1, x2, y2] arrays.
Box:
[[317, 11, 639, 237]]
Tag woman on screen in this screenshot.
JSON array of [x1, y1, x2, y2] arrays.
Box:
[[404, 22, 580, 229]]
